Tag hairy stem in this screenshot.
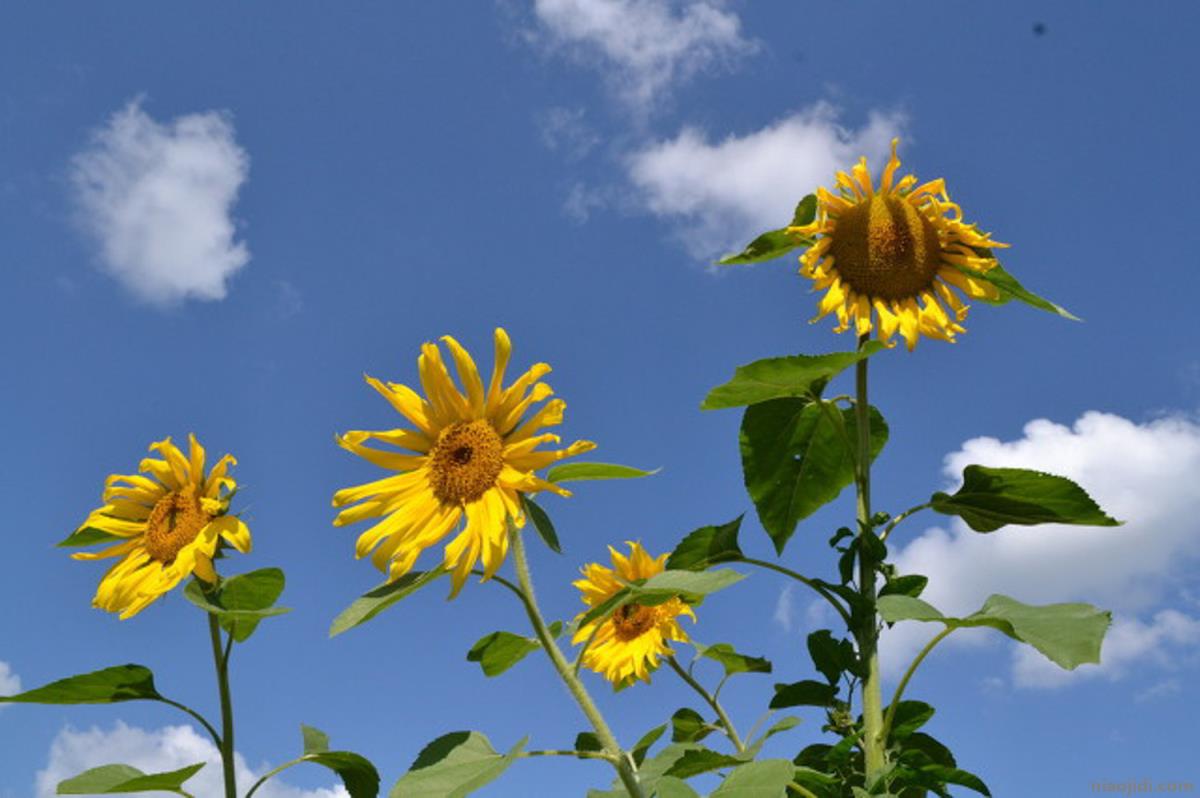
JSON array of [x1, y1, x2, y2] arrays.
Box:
[[739, 558, 852, 627], [880, 627, 954, 745], [207, 614, 237, 798], [666, 657, 745, 754]]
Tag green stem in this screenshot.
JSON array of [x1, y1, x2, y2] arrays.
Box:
[[508, 525, 646, 798], [788, 781, 821, 798], [156, 697, 222, 751], [245, 759, 301, 798], [665, 657, 745, 754], [739, 558, 852, 628], [879, 502, 932, 542], [207, 614, 237, 798], [853, 333, 886, 784], [519, 749, 617, 763], [880, 627, 954, 745]]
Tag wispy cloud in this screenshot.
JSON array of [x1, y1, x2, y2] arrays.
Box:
[[36, 722, 347, 798], [71, 98, 250, 307], [625, 104, 903, 258], [537, 106, 602, 160], [0, 662, 20, 707], [882, 411, 1200, 689], [528, 0, 756, 113], [773, 584, 794, 632]]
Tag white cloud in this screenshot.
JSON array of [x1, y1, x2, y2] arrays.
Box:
[[71, 98, 250, 307], [36, 722, 348, 798], [772, 584, 794, 632], [0, 661, 20, 705], [537, 106, 602, 160], [529, 0, 756, 112], [626, 104, 903, 258], [882, 411, 1200, 687]]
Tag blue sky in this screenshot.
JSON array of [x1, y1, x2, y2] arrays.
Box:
[[2, 2, 1199, 796]]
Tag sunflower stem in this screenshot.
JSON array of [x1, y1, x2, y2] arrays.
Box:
[[666, 656, 745, 754], [207, 613, 237, 798], [853, 333, 887, 786], [508, 524, 646, 798]]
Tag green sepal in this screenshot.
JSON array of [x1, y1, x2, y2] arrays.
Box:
[[0, 664, 161, 704], [716, 196, 817, 266], [56, 763, 204, 796], [878, 593, 1111, 670], [182, 568, 290, 643], [931, 465, 1120, 532], [330, 567, 448, 637], [57, 526, 125, 548], [665, 516, 744, 571], [545, 462, 658, 483], [703, 343, 884, 410], [390, 731, 525, 798]]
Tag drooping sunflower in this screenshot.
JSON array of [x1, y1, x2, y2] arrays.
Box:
[[790, 138, 1009, 350], [572, 542, 695, 686], [332, 328, 596, 596], [69, 435, 251, 620]]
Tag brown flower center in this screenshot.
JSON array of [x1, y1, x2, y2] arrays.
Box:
[[144, 487, 210, 564], [828, 194, 942, 300], [612, 603, 657, 642], [429, 420, 505, 504]]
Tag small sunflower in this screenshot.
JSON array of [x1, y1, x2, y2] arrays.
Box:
[[332, 328, 596, 596], [572, 542, 695, 686], [790, 138, 1009, 350], [70, 435, 251, 620]]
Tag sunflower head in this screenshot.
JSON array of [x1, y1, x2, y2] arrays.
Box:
[[332, 328, 596, 597], [69, 434, 251, 620], [571, 541, 695, 687], [789, 138, 1009, 350]]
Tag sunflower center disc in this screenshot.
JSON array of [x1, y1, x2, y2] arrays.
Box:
[[612, 603, 657, 641], [829, 194, 942, 300], [144, 487, 210, 564], [430, 420, 505, 504]]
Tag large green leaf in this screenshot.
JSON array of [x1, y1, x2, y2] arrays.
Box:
[[665, 517, 744, 572], [467, 631, 540, 677], [330, 567, 448, 637], [807, 630, 857, 685], [391, 732, 524, 798], [0, 665, 161, 704], [931, 466, 1120, 532], [695, 642, 771, 676], [709, 760, 795, 797], [588, 743, 702, 798], [949, 257, 1078, 321], [298, 752, 380, 798], [521, 494, 561, 554], [545, 462, 658, 483], [183, 568, 291, 643], [740, 399, 887, 554], [664, 748, 744, 778], [57, 763, 204, 796], [57, 526, 125, 548], [654, 777, 701, 798], [702, 344, 883, 410], [769, 680, 838, 709], [878, 593, 1111, 670], [575, 569, 744, 629], [716, 196, 817, 266]]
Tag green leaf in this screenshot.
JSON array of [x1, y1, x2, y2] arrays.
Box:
[[632, 724, 666, 766], [665, 516, 744, 571], [879, 593, 1111, 670], [716, 197, 817, 266], [391, 731, 524, 798], [330, 567, 448, 637], [879, 575, 928, 599], [696, 642, 771, 676], [709, 760, 796, 797], [466, 631, 540, 677], [931, 465, 1120, 533], [57, 763, 204, 795], [57, 526, 125, 548], [0, 665, 161, 705], [740, 399, 887, 554], [950, 257, 1078, 321], [807, 630, 856, 685], [183, 568, 291, 643], [302, 724, 331, 754], [669, 708, 714, 744], [575, 569, 745, 629], [769, 680, 838, 709], [521, 494, 561, 554], [654, 776, 701, 798], [575, 732, 603, 754], [886, 701, 935, 740], [702, 344, 884, 410], [545, 462, 658, 483], [751, 716, 801, 748], [664, 748, 744, 778], [298, 752, 380, 798]]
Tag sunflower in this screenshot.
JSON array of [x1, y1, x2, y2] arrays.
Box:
[[789, 138, 1009, 350], [70, 435, 251, 620], [572, 542, 695, 686], [332, 328, 596, 596]]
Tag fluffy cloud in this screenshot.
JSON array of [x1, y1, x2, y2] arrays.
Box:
[[71, 98, 250, 307], [0, 661, 20, 702], [626, 104, 903, 258], [529, 0, 756, 112], [35, 722, 347, 798], [882, 411, 1200, 687]]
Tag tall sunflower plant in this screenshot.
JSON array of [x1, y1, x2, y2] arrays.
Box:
[[1, 435, 381, 798]]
